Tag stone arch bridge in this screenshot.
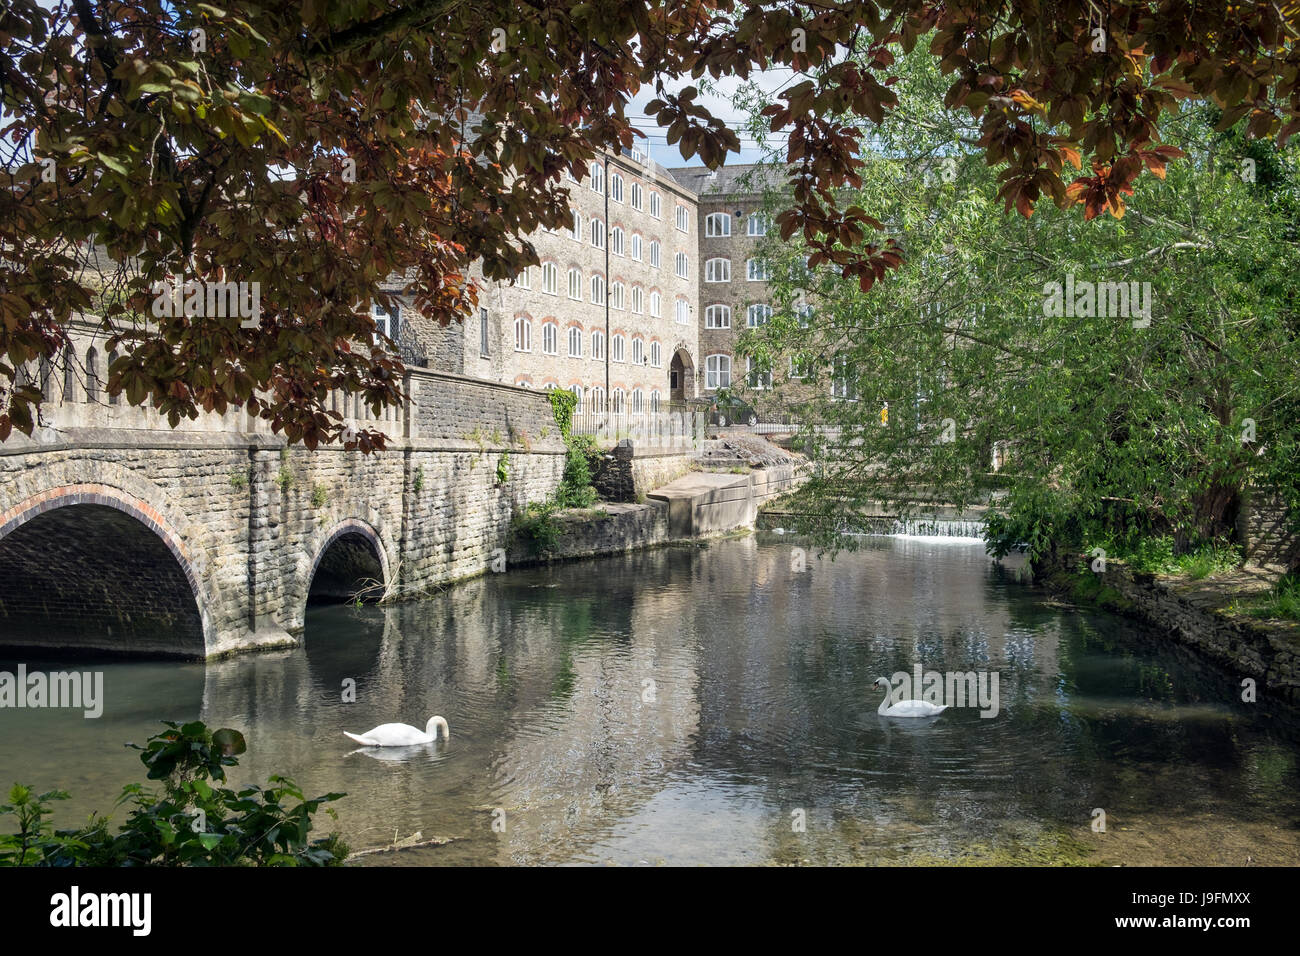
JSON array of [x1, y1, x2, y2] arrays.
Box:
[[0, 357, 566, 659]]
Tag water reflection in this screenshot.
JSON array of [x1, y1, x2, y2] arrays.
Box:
[[1, 535, 1297, 865]]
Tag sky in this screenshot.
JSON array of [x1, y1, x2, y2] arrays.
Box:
[[624, 68, 799, 169]]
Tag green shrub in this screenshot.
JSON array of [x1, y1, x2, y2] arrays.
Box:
[[512, 502, 563, 555], [0, 721, 347, 867]]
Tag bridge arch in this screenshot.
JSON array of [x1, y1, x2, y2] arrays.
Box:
[[0, 483, 213, 657], [305, 517, 391, 606]]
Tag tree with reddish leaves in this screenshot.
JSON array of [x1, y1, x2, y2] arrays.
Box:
[[3, 1, 1299, 447]]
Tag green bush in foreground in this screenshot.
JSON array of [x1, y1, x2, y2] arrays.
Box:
[[0, 720, 347, 866]]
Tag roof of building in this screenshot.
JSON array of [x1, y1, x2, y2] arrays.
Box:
[[664, 163, 786, 197]]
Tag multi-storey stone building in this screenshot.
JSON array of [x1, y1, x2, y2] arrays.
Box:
[[396, 159, 797, 414]]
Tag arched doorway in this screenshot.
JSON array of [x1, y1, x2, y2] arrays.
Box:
[[0, 502, 206, 657], [669, 348, 696, 402]]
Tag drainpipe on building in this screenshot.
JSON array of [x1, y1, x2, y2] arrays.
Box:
[[603, 153, 610, 411]]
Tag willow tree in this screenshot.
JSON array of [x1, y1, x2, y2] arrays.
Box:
[[4, 1, 1300, 448], [735, 43, 1300, 560]]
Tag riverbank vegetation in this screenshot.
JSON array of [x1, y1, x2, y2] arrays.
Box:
[[731, 42, 1300, 574], [0, 721, 347, 866]]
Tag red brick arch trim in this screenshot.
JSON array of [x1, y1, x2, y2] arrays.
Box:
[[0, 482, 212, 647]]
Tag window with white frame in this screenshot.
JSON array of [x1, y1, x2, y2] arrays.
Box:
[[705, 354, 731, 389], [746, 258, 770, 280], [479, 307, 490, 357], [514, 316, 532, 352], [676, 298, 689, 324], [790, 353, 813, 379], [590, 274, 605, 304], [372, 302, 400, 340], [649, 291, 662, 317], [705, 304, 731, 328], [515, 266, 531, 289], [630, 234, 642, 261], [650, 389, 662, 412], [746, 357, 772, 390], [589, 386, 606, 412], [747, 212, 768, 236], [631, 182, 643, 210], [675, 204, 689, 232], [611, 226, 624, 256], [612, 333, 625, 362], [610, 173, 624, 202], [796, 301, 814, 326], [832, 356, 859, 400], [705, 257, 730, 282], [611, 387, 625, 413], [567, 167, 580, 183], [631, 286, 644, 314], [649, 240, 661, 268], [631, 388, 644, 413], [610, 281, 625, 310], [747, 303, 773, 327], [591, 330, 605, 360], [569, 384, 583, 410], [589, 161, 604, 194], [542, 262, 558, 294], [650, 341, 662, 367], [568, 326, 583, 357], [542, 321, 558, 355], [705, 212, 731, 237], [571, 209, 582, 240], [674, 252, 688, 278], [591, 218, 605, 249], [567, 267, 582, 300], [649, 191, 661, 218], [631, 336, 645, 365]]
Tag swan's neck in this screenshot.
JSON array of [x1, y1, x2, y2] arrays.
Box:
[[877, 686, 893, 714], [426, 716, 449, 740]]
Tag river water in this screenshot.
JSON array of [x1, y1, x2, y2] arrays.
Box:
[[3, 534, 1298, 865]]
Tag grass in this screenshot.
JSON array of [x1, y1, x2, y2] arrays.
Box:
[[1238, 574, 1300, 622], [1089, 535, 1241, 579]]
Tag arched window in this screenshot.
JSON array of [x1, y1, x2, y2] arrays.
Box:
[[611, 226, 625, 256], [571, 209, 582, 240], [650, 389, 662, 412], [649, 240, 661, 268], [650, 341, 662, 367], [747, 304, 773, 327], [674, 252, 688, 278], [675, 298, 689, 324], [631, 388, 644, 413], [568, 326, 583, 357], [649, 191, 661, 219], [675, 204, 689, 232], [610, 173, 624, 203], [591, 330, 605, 360], [611, 387, 625, 413], [631, 336, 645, 366], [107, 350, 119, 405], [589, 161, 604, 194], [612, 333, 626, 363], [590, 217, 605, 249], [541, 262, 558, 294], [705, 354, 731, 389], [590, 274, 605, 304], [542, 321, 558, 355], [630, 233, 642, 261], [746, 258, 770, 281], [567, 267, 582, 300], [705, 213, 731, 237], [514, 266, 531, 289], [62, 346, 76, 402], [746, 357, 772, 390], [85, 347, 100, 402], [705, 304, 731, 329], [747, 212, 768, 236], [631, 286, 644, 314], [589, 386, 606, 412], [569, 384, 583, 411], [705, 257, 730, 282], [649, 291, 662, 317], [610, 281, 625, 310], [630, 182, 643, 210], [514, 316, 532, 352]]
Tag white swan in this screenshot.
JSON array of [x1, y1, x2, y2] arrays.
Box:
[[344, 716, 449, 746], [873, 678, 948, 717]]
